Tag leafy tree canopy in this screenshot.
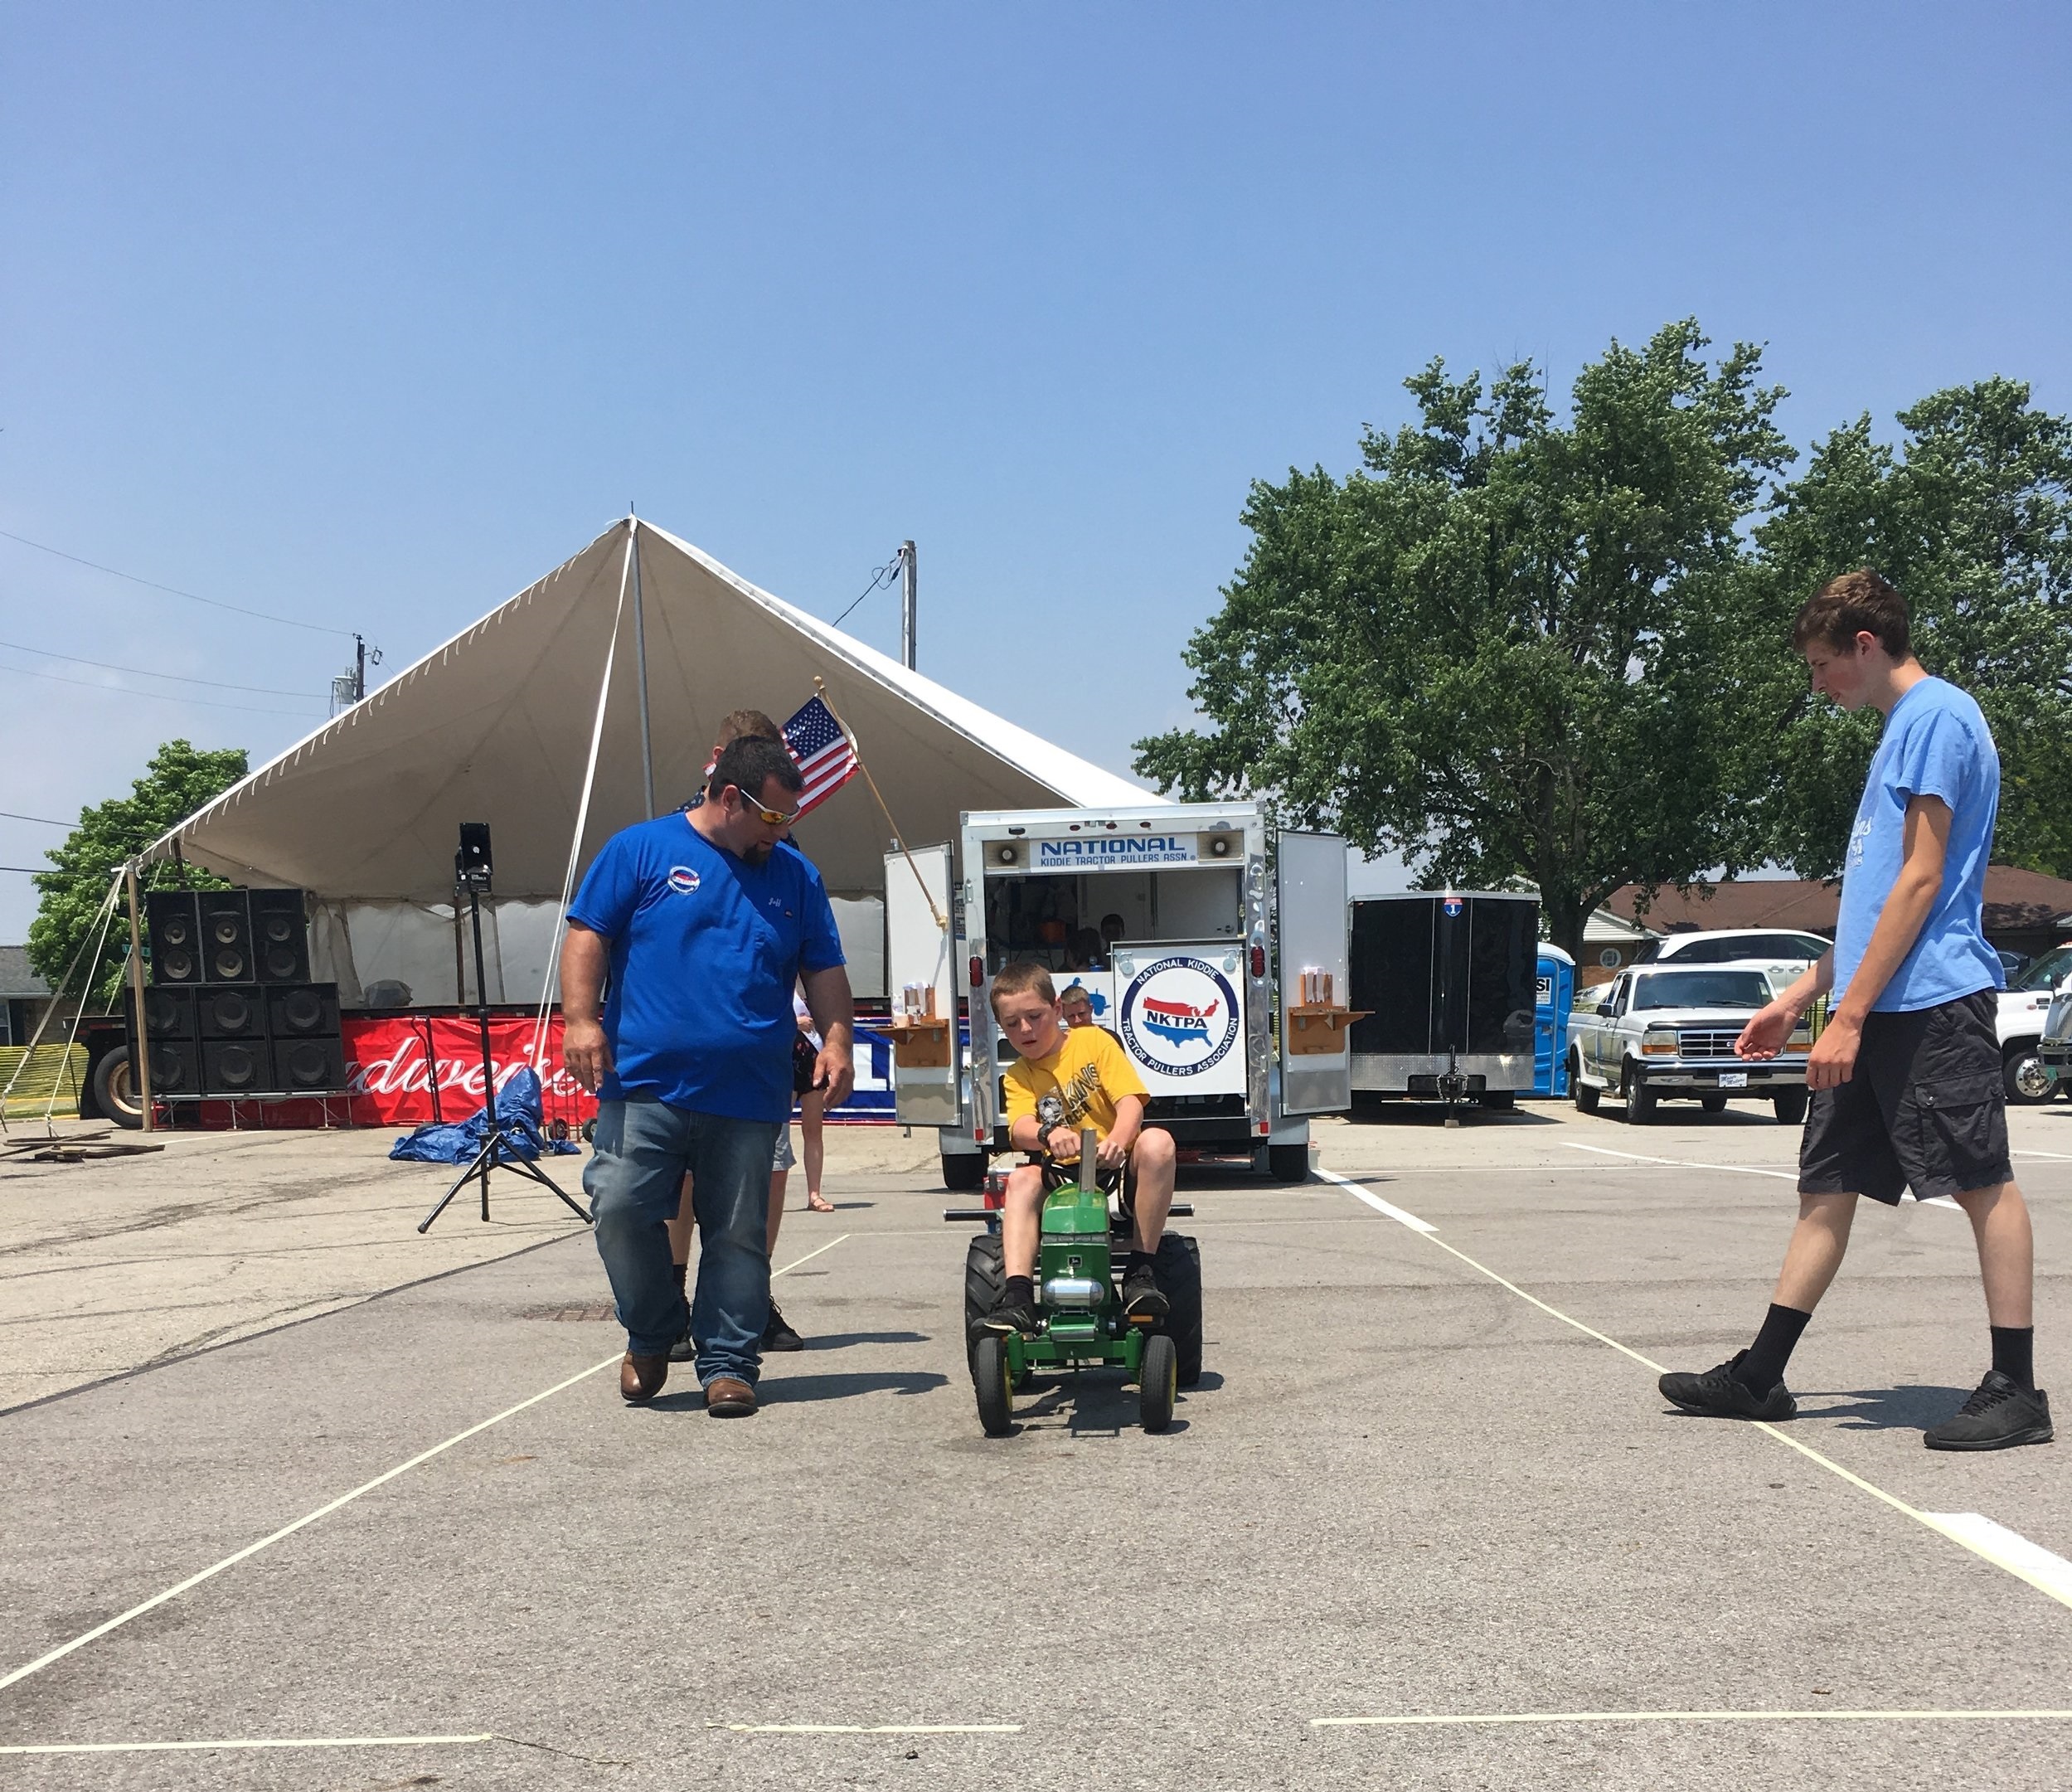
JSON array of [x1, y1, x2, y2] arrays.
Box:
[[1133, 319, 1793, 957], [28, 740, 248, 1006]]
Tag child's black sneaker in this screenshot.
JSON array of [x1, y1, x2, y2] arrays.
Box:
[[1121, 1264, 1169, 1321], [762, 1302, 804, 1352], [979, 1294, 1041, 1337], [1923, 1372, 2052, 1451], [1658, 1351, 1795, 1420]]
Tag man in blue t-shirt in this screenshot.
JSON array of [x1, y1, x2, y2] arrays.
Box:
[[1661, 571, 2049, 1450], [561, 734, 852, 1416]]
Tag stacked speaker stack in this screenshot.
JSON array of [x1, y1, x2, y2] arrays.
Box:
[[137, 889, 347, 1098]]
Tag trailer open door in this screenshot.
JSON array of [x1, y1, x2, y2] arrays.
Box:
[[883, 844, 963, 1129], [1276, 830, 1351, 1115]]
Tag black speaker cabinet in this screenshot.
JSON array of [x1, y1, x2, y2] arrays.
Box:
[[198, 890, 253, 983], [140, 984, 197, 1041], [146, 1040, 201, 1096], [272, 1034, 346, 1093], [202, 1038, 271, 1095], [250, 888, 311, 983], [146, 891, 202, 985], [267, 982, 339, 1038], [197, 985, 267, 1040]]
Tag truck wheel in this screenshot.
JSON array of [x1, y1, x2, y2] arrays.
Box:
[[1154, 1232, 1204, 1387], [973, 1334, 1014, 1437], [92, 1048, 143, 1130], [941, 1150, 987, 1192], [2004, 1044, 2054, 1105], [1571, 1054, 1599, 1114], [1625, 1079, 1657, 1124], [1268, 1143, 1310, 1183], [1700, 1094, 1728, 1114], [1773, 1088, 1809, 1124], [963, 1231, 1004, 1366], [1138, 1332, 1177, 1433]]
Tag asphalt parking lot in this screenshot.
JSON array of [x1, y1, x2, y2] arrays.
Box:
[[2, 1096, 2070, 1790]]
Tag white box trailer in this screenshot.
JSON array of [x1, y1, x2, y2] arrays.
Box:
[[883, 802, 1353, 1189]]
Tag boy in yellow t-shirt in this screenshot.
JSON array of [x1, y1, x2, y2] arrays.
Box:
[[978, 959, 1178, 1336]]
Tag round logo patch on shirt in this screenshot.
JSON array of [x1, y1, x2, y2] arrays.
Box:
[[1119, 955, 1240, 1078], [667, 865, 701, 895]]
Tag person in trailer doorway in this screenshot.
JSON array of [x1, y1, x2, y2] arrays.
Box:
[[1661, 571, 2049, 1450], [562, 732, 854, 1417], [661, 709, 819, 1357]]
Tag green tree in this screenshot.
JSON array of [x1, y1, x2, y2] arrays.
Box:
[[28, 741, 248, 1006], [1133, 319, 1793, 959], [1749, 379, 2072, 877]]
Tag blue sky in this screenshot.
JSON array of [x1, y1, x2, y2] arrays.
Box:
[[3, 2, 2068, 936]]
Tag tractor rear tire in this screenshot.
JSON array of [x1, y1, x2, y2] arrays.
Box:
[[973, 1334, 1014, 1437], [1154, 1232, 1204, 1388], [1268, 1143, 1310, 1183], [941, 1150, 987, 1192], [963, 1232, 1004, 1367], [1139, 1333, 1177, 1433]]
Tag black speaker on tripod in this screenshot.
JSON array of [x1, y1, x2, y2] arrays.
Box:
[[147, 891, 202, 985], [198, 891, 253, 983], [250, 888, 311, 983]]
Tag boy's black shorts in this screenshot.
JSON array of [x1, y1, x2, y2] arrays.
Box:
[[1798, 989, 2011, 1204]]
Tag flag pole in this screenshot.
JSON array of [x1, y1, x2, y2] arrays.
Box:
[[813, 677, 948, 934]]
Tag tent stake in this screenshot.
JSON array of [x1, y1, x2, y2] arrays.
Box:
[[813, 677, 947, 935]]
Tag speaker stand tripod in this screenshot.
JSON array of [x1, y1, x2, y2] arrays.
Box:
[[417, 879, 590, 1235]]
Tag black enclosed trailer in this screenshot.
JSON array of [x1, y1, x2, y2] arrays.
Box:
[[1347, 891, 1539, 1108]]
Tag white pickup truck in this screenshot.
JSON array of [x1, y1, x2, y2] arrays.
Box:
[[1568, 964, 1811, 1124], [2000, 943, 2072, 1105]]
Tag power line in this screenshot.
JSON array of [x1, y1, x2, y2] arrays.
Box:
[[0, 810, 70, 827], [0, 636, 320, 698], [830, 552, 906, 629], [0, 527, 357, 638], [0, 660, 324, 719]]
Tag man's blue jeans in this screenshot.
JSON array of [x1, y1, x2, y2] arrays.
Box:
[[585, 1097, 780, 1386]]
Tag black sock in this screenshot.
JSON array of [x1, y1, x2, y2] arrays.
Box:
[[1991, 1325, 2035, 1391], [1003, 1275, 1035, 1306], [1735, 1304, 1812, 1392], [1126, 1250, 1156, 1277], [671, 1260, 688, 1293]]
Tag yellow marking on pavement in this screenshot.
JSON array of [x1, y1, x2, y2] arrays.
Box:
[[0, 1235, 853, 1697], [1324, 1177, 2072, 1610], [0, 1735, 493, 1755], [1313, 1708, 2072, 1728]]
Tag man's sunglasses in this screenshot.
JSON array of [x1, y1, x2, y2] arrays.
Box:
[[725, 786, 800, 828]]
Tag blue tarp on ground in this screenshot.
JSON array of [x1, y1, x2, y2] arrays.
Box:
[[389, 1066, 579, 1162]]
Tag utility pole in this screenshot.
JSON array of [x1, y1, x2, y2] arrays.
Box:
[[124, 861, 153, 1134], [900, 540, 917, 671], [354, 634, 366, 702]]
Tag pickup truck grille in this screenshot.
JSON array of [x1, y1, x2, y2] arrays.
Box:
[[1678, 1030, 1744, 1059]]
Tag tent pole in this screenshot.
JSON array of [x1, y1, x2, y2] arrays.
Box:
[[629, 517, 655, 819], [900, 540, 916, 670], [124, 861, 153, 1134]]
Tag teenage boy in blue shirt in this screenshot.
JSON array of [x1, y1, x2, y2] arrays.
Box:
[[1661, 571, 2049, 1450]]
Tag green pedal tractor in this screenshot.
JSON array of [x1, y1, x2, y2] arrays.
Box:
[[948, 1129, 1204, 1437]]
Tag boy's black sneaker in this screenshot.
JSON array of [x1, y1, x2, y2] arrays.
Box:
[[1121, 1265, 1169, 1322], [762, 1302, 804, 1352], [1658, 1351, 1795, 1421], [1923, 1372, 2053, 1451], [978, 1294, 1041, 1337]]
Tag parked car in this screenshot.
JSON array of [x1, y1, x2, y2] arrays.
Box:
[[1569, 964, 1811, 1124], [2001, 941, 2072, 1105], [2041, 983, 2072, 1094], [1634, 929, 1831, 974]]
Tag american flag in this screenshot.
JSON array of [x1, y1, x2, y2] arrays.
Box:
[[783, 694, 860, 818]]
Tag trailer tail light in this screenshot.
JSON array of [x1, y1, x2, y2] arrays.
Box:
[[1250, 945, 1265, 978], [968, 955, 983, 990]]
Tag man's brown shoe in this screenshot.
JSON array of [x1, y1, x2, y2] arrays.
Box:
[[704, 1376, 756, 1417], [620, 1352, 668, 1403]]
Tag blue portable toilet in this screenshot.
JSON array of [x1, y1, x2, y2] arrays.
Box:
[[1534, 945, 1576, 1095]]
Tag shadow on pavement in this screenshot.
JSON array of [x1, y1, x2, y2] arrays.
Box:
[[800, 1330, 931, 1351], [1808, 1385, 1972, 1430]]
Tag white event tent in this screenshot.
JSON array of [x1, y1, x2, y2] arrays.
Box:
[[144, 517, 1148, 1005]]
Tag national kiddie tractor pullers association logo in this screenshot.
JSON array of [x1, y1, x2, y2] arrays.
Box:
[[1119, 956, 1240, 1078], [667, 866, 701, 894]]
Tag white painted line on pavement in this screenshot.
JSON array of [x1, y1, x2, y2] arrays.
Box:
[[1560, 1140, 1963, 1207], [0, 1735, 493, 1756], [1920, 1514, 2072, 1607], [719, 1723, 1021, 1735], [1313, 1707, 2072, 1728], [1313, 1168, 1437, 1231], [0, 1235, 852, 1697], [2014, 1149, 2072, 1162], [1324, 1180, 2072, 1611]]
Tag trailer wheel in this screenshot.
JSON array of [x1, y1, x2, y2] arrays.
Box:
[[973, 1334, 1014, 1438], [1268, 1143, 1310, 1183], [93, 1048, 143, 1130], [1478, 1090, 1516, 1110], [1154, 1232, 1204, 1387], [941, 1150, 987, 1192], [1571, 1053, 1599, 1114]]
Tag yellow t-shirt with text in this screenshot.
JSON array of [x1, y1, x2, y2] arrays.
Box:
[[1002, 1025, 1148, 1145]]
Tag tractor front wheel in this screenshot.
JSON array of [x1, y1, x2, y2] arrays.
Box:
[[1139, 1333, 1178, 1433], [973, 1334, 1014, 1437]]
